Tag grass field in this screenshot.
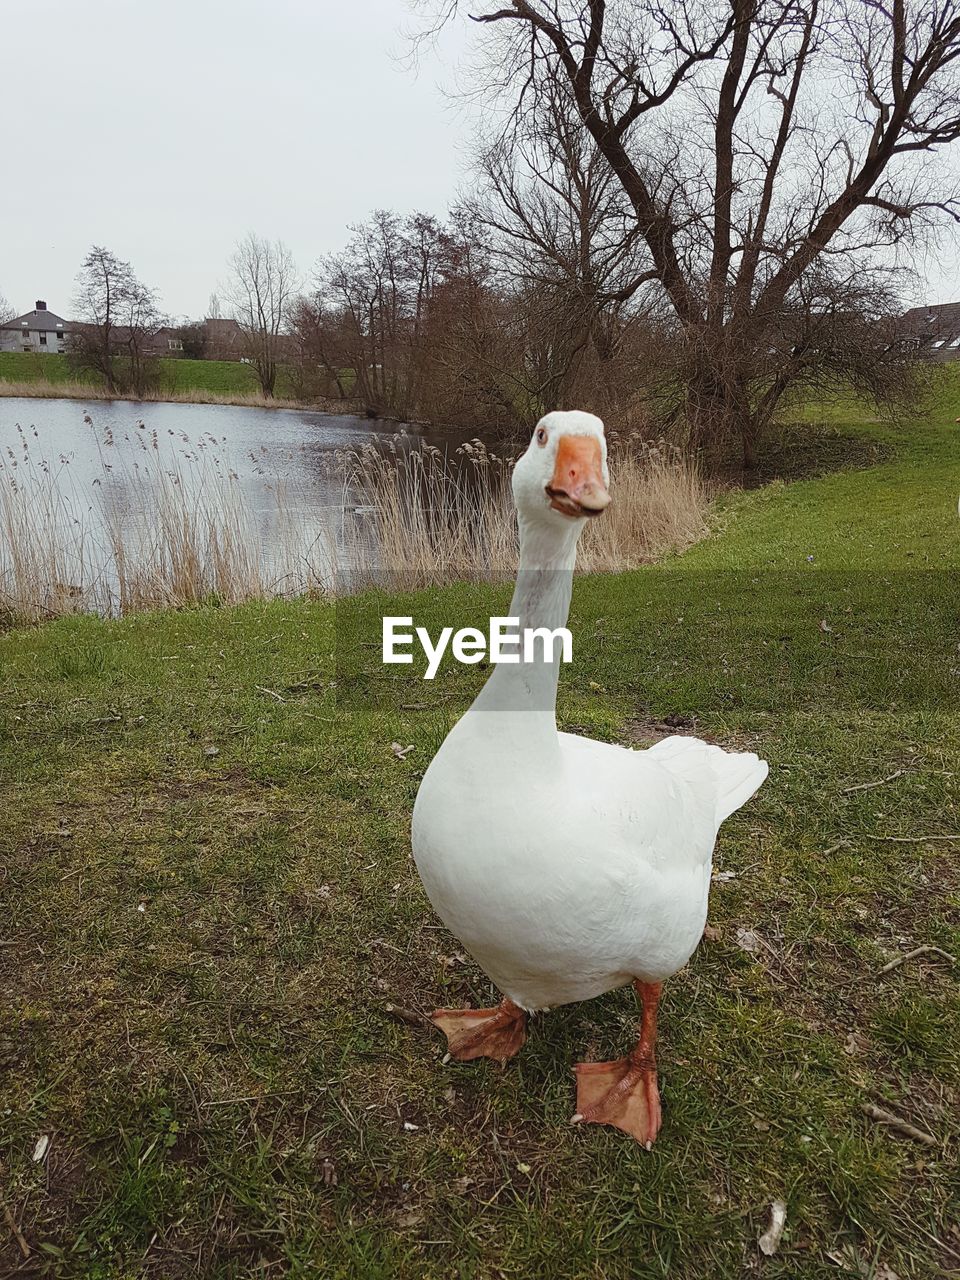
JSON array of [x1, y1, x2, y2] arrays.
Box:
[[0, 401, 958, 1276], [0, 353, 299, 401], [0, 353, 101, 386]]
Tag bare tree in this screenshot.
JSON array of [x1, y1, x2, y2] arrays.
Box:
[[222, 234, 298, 397], [0, 289, 13, 325], [313, 203, 639, 432], [71, 247, 127, 392], [70, 246, 163, 396], [469, 79, 658, 410], [117, 275, 164, 396], [415, 207, 541, 430], [429, 0, 960, 466], [177, 322, 207, 360], [287, 293, 353, 400], [316, 211, 451, 418]]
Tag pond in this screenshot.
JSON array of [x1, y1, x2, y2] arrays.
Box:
[[0, 397, 510, 614]]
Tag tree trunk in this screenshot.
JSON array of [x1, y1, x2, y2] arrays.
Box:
[[685, 362, 755, 470], [740, 420, 759, 472], [684, 370, 728, 453]]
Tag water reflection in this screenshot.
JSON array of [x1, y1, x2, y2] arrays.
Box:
[[0, 396, 505, 612]]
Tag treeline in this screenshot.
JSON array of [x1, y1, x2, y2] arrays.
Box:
[[64, 209, 671, 437], [65, 0, 960, 466], [288, 208, 665, 435]]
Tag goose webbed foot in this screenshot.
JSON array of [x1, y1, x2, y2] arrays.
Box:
[[572, 1053, 661, 1146], [572, 980, 663, 1147], [431, 997, 527, 1063]]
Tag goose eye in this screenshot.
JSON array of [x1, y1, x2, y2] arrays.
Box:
[[536, 427, 548, 446]]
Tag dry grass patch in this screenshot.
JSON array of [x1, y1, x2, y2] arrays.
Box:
[[344, 435, 709, 588], [0, 376, 333, 412], [1, 423, 711, 623]]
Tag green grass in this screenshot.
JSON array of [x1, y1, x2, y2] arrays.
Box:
[[158, 357, 262, 395], [0, 352, 274, 397], [0, 352, 101, 385], [1, 400, 959, 1276]]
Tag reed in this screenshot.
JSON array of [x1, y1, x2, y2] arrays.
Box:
[[0, 377, 340, 412], [345, 435, 709, 588], [0, 419, 709, 624]]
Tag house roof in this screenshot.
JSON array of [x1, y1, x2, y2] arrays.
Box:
[[899, 302, 960, 354], [901, 301, 960, 332], [203, 317, 243, 336], [1, 306, 70, 333]]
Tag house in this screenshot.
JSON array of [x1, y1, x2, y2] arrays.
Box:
[[138, 317, 247, 361], [202, 317, 245, 360], [142, 326, 189, 358], [0, 301, 71, 353], [899, 302, 960, 360], [145, 318, 251, 361]]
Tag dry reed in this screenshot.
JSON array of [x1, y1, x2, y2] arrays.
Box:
[[345, 435, 709, 588], [0, 418, 709, 625], [0, 378, 341, 413]]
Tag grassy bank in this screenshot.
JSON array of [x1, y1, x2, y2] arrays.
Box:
[[0, 352, 338, 410], [0, 406, 958, 1276], [0, 353, 101, 386]]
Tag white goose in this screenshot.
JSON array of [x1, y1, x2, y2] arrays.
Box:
[[412, 410, 767, 1145]]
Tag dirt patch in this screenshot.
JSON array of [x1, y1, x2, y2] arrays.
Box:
[[154, 766, 266, 802], [621, 714, 760, 752], [623, 711, 703, 744], [742, 421, 894, 486]]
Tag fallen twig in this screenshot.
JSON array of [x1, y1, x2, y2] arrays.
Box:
[[860, 1103, 937, 1146], [0, 1194, 30, 1259], [255, 685, 285, 702], [821, 841, 849, 857], [871, 834, 960, 843], [878, 945, 956, 975], [384, 1002, 431, 1028], [842, 769, 905, 794]]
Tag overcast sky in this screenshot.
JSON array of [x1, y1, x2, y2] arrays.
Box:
[[0, 0, 477, 320], [2, 0, 958, 321]]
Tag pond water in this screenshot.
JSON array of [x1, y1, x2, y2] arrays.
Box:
[[0, 396, 506, 611]]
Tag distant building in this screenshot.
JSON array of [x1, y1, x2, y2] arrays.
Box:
[[138, 318, 248, 360], [0, 300, 71, 353], [140, 317, 247, 361], [0, 303, 269, 363], [143, 326, 187, 358], [899, 302, 960, 360], [202, 317, 245, 360]]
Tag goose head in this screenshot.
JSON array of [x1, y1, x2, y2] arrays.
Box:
[[512, 410, 611, 526]]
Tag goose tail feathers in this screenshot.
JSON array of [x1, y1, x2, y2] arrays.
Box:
[[646, 734, 768, 826]]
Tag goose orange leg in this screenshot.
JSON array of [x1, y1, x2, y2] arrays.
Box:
[[572, 980, 662, 1147], [431, 997, 528, 1063]]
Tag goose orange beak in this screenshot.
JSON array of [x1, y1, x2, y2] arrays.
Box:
[[545, 435, 611, 518]]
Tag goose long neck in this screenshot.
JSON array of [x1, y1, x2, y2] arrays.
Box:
[[473, 512, 580, 722], [508, 516, 578, 633]]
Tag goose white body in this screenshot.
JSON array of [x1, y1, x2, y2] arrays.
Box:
[[412, 411, 767, 1014]]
